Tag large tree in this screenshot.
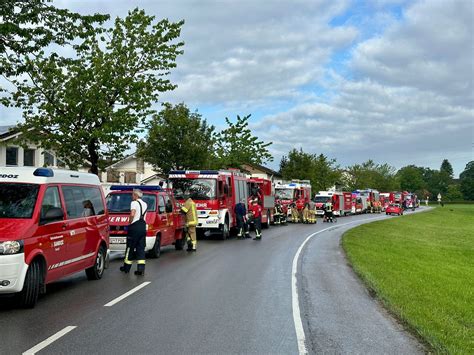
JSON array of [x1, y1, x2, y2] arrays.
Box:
[[138, 103, 216, 173], [214, 115, 273, 169], [10, 9, 184, 174], [0, 0, 107, 82], [345, 160, 398, 192], [440, 159, 454, 179], [396, 165, 426, 193], [280, 149, 340, 191], [459, 161, 474, 200]]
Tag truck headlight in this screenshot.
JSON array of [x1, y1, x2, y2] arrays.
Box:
[[0, 240, 24, 255]]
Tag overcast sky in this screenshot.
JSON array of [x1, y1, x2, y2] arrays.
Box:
[[1, 0, 473, 176]]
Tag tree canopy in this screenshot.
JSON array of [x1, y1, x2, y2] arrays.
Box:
[[9, 8, 184, 174], [138, 103, 216, 173]]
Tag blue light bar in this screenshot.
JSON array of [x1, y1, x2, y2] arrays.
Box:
[[288, 183, 296, 186], [110, 185, 163, 191], [33, 168, 54, 177]]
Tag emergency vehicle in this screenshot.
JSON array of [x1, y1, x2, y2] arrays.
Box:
[[357, 189, 382, 213], [314, 191, 352, 217], [351, 191, 368, 214], [380, 192, 395, 210], [274, 180, 312, 219], [106, 185, 186, 257], [0, 167, 109, 308], [169, 170, 248, 240], [247, 177, 275, 228]]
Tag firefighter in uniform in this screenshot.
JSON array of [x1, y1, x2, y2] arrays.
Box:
[[249, 199, 263, 240], [290, 202, 299, 223], [324, 200, 333, 222], [120, 189, 148, 276], [302, 202, 310, 223], [181, 196, 198, 251], [308, 200, 317, 224], [235, 199, 249, 239]]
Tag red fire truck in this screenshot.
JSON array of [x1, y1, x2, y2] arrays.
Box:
[[314, 191, 352, 216], [169, 170, 248, 240], [351, 192, 366, 214], [248, 177, 275, 228], [357, 189, 382, 213], [274, 180, 312, 219], [107, 185, 186, 257]]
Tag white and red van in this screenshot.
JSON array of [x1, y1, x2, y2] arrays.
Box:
[[0, 167, 109, 308]]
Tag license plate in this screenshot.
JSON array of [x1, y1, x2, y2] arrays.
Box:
[[110, 237, 126, 244]]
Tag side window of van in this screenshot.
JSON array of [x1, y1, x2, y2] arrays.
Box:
[[41, 186, 63, 220], [62, 186, 105, 219], [163, 195, 173, 213], [158, 196, 166, 214]]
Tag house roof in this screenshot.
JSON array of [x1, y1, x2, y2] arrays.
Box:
[[242, 163, 282, 177], [0, 125, 18, 140], [105, 153, 137, 170]]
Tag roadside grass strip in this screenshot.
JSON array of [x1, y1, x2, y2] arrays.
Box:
[[342, 205, 474, 354]]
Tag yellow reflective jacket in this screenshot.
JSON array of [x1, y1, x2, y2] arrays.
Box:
[[181, 198, 198, 227]]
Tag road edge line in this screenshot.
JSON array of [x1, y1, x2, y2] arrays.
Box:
[[104, 281, 151, 307], [23, 325, 77, 355], [291, 216, 388, 354]]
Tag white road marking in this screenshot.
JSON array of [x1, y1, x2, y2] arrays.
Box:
[[23, 326, 77, 355], [104, 282, 151, 307], [291, 215, 388, 354]]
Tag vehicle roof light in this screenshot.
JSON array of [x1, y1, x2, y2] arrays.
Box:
[[110, 185, 163, 191], [33, 168, 54, 177]]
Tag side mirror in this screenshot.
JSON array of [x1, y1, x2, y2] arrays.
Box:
[[41, 207, 64, 224]]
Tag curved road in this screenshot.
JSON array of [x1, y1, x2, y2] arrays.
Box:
[[0, 210, 426, 354]]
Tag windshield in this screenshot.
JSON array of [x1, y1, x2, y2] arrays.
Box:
[[275, 188, 294, 200], [106, 193, 156, 213], [0, 183, 39, 218], [171, 178, 217, 200], [394, 193, 402, 200], [314, 196, 330, 203]]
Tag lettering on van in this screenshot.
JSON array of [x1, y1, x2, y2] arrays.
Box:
[[0, 174, 19, 179], [196, 203, 208, 208], [109, 216, 129, 223], [50, 235, 64, 252]]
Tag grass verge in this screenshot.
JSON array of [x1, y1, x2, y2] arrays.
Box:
[[342, 205, 474, 354]]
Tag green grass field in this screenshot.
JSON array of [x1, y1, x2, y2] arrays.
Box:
[[342, 205, 474, 354]]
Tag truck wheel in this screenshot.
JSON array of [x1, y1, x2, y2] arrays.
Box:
[[220, 217, 230, 240], [262, 210, 271, 229], [175, 230, 185, 250], [86, 245, 106, 280], [18, 260, 42, 308], [148, 234, 161, 258]]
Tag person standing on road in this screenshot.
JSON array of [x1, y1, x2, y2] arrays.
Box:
[[120, 189, 148, 276], [249, 199, 263, 240], [235, 199, 249, 239], [181, 195, 198, 251]]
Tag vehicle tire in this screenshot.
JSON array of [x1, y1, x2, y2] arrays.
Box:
[[220, 216, 230, 240], [18, 260, 42, 308], [175, 230, 185, 251], [148, 234, 161, 258], [86, 245, 106, 280], [386, 213, 388, 215], [262, 210, 271, 229]]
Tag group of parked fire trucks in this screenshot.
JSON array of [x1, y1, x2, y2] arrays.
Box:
[[0, 166, 419, 307]]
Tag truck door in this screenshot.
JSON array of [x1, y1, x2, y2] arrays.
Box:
[[157, 195, 170, 244], [36, 185, 68, 282]]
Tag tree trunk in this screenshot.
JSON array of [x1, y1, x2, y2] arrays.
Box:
[[88, 139, 100, 176]]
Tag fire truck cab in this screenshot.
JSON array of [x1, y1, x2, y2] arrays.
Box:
[[169, 170, 248, 240], [274, 180, 312, 219], [106, 185, 186, 257], [247, 177, 275, 227], [314, 191, 352, 216], [0, 167, 109, 308], [357, 189, 382, 213]]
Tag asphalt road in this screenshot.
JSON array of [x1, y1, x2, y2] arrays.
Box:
[[0, 209, 427, 354]]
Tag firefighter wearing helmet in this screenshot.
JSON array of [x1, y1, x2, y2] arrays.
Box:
[[181, 191, 198, 251]]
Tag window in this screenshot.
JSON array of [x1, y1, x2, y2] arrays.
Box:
[[107, 169, 120, 183], [158, 195, 166, 214], [41, 186, 63, 220], [23, 149, 35, 167], [0, 183, 39, 218], [124, 172, 136, 184], [43, 152, 54, 166], [142, 194, 156, 212], [62, 186, 105, 219], [163, 194, 173, 213], [107, 193, 156, 213], [6, 147, 18, 166]]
